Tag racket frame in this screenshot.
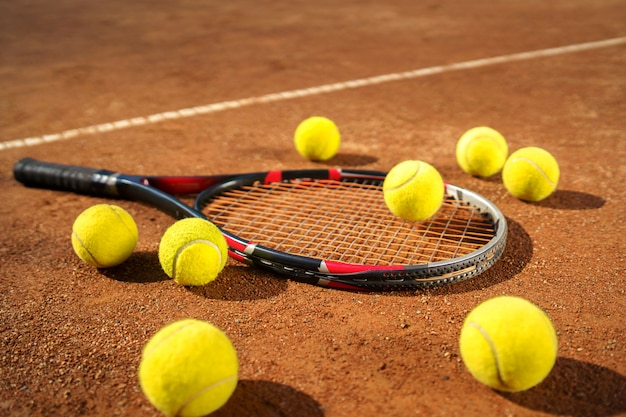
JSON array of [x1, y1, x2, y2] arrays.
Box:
[[14, 158, 507, 291], [195, 170, 507, 290]]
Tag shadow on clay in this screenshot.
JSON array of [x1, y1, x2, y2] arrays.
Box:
[[500, 357, 626, 416], [535, 190, 606, 210], [464, 176, 605, 210], [213, 379, 325, 417], [186, 265, 289, 301], [101, 251, 169, 283], [423, 217, 533, 295], [323, 152, 378, 167], [101, 251, 288, 301], [101, 250, 288, 300]]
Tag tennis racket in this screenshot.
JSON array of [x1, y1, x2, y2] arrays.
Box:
[[14, 158, 507, 291]]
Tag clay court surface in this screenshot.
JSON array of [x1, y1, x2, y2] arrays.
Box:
[[1, 1, 625, 416]]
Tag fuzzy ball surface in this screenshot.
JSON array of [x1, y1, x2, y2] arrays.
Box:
[[138, 318, 239, 417], [293, 116, 341, 161], [502, 146, 560, 201], [456, 126, 509, 177], [71, 204, 138, 268], [382, 160, 444, 221], [158, 218, 228, 286], [459, 296, 558, 392]]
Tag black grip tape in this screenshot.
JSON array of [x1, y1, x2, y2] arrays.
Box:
[[13, 158, 119, 197]]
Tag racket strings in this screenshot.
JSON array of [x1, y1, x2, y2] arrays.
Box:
[[202, 179, 495, 266]]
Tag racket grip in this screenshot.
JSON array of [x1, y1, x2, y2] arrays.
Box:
[[13, 158, 119, 197]]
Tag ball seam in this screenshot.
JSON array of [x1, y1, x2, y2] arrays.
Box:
[[107, 205, 137, 235], [72, 231, 104, 268], [509, 157, 556, 186], [176, 374, 238, 417], [468, 321, 509, 390], [172, 239, 223, 281], [385, 161, 422, 192]]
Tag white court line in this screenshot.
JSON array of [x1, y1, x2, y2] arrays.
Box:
[[2, 36, 625, 152]]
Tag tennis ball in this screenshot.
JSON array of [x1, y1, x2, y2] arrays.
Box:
[[294, 116, 341, 161], [382, 160, 444, 221], [459, 296, 558, 392], [158, 218, 228, 286], [456, 126, 509, 177], [138, 318, 239, 417], [502, 146, 560, 202], [71, 204, 138, 268]]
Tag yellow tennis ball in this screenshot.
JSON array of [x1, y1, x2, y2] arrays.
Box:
[[382, 160, 444, 221], [294, 116, 341, 161], [138, 318, 239, 417], [456, 126, 509, 177], [459, 296, 558, 392], [158, 218, 228, 286], [71, 204, 138, 268], [502, 146, 560, 202]]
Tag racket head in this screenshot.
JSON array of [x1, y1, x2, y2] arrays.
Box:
[[194, 169, 507, 290]]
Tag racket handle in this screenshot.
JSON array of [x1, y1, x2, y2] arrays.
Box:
[[13, 158, 119, 197]]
